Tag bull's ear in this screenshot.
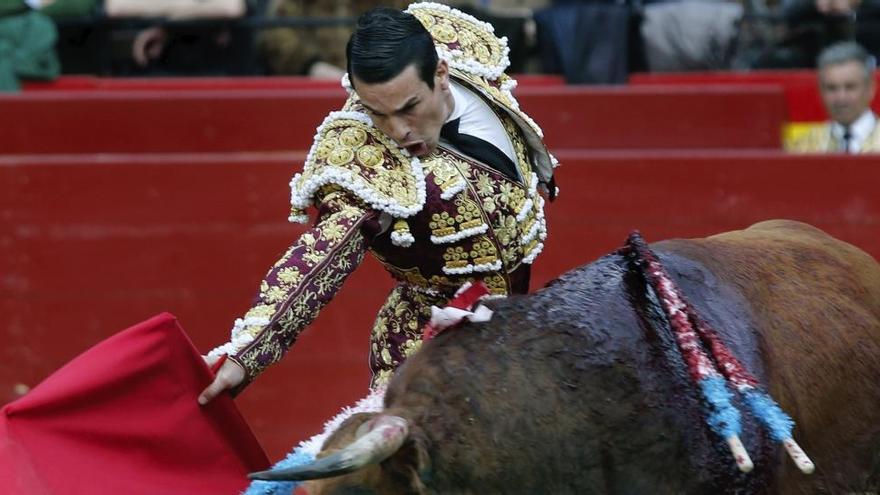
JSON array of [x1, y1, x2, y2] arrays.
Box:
[[381, 428, 431, 495]]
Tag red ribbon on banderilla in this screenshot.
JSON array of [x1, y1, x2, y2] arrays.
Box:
[[422, 281, 493, 341]]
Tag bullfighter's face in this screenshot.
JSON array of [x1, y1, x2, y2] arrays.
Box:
[[818, 59, 876, 127], [353, 60, 454, 158]]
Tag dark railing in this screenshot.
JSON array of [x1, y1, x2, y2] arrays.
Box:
[[52, 14, 362, 76], [48, 9, 880, 77]]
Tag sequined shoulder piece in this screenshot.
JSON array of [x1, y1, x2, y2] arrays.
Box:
[[288, 110, 427, 223], [405, 2, 510, 80]]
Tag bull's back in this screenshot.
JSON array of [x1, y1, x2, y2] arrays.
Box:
[[658, 219, 880, 493]]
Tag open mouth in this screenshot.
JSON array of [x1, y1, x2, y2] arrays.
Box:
[[404, 142, 428, 156]]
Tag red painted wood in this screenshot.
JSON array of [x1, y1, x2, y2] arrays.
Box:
[[27, 70, 880, 123], [3, 151, 877, 458], [629, 70, 880, 122], [540, 150, 880, 283], [0, 90, 346, 154], [20, 74, 565, 92], [0, 85, 786, 154], [517, 85, 785, 149]]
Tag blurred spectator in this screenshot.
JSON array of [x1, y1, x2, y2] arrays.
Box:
[[122, 0, 261, 75], [0, 0, 60, 90], [258, 0, 546, 79], [534, 0, 632, 83], [859, 1, 880, 55], [39, 0, 99, 74], [258, 0, 408, 78], [753, 0, 880, 68], [40, 0, 94, 16], [128, 25, 242, 75], [787, 41, 878, 153], [640, 0, 743, 72]]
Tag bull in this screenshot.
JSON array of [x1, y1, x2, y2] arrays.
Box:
[[251, 220, 880, 494]]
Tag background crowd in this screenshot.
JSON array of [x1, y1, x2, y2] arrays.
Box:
[[2, 0, 879, 85], [3, 1, 879, 481]]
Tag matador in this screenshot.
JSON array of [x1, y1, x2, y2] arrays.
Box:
[[204, 2, 558, 393]]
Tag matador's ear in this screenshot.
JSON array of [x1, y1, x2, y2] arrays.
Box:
[[436, 59, 450, 90]]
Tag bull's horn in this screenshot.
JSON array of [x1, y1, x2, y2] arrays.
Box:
[[248, 415, 409, 481]]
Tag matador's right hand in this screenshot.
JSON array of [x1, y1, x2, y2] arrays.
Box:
[[198, 357, 245, 405]]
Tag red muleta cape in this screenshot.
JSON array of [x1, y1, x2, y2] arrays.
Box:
[[0, 313, 269, 494]]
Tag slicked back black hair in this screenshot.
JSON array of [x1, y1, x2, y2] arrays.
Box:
[[346, 7, 438, 90]]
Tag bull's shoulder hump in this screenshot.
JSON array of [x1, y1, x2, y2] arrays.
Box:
[[653, 220, 868, 272]]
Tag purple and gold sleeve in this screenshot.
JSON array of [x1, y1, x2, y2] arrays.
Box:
[[208, 191, 376, 385]]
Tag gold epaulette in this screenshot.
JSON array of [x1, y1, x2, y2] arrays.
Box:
[[406, 2, 510, 81], [288, 110, 426, 224]]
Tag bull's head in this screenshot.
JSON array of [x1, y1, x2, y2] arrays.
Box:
[[249, 412, 430, 495]]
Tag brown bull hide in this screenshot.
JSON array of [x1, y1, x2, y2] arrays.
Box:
[[277, 220, 880, 494]]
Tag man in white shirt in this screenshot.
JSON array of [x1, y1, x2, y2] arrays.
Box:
[[788, 41, 879, 153]]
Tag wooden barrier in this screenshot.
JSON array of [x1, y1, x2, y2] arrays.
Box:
[[2, 150, 878, 458], [20, 74, 567, 92], [0, 85, 786, 154], [520, 85, 785, 150], [0, 90, 346, 154], [629, 70, 880, 122]]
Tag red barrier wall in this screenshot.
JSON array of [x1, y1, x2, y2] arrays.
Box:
[[20, 75, 566, 92], [0, 85, 786, 154], [629, 70, 880, 122], [3, 151, 878, 459]]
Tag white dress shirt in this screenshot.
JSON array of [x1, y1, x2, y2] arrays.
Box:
[[831, 110, 877, 153], [444, 81, 518, 170]]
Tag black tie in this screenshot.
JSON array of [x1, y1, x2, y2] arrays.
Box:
[[842, 127, 853, 154], [440, 118, 520, 181]]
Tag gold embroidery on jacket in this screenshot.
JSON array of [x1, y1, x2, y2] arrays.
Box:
[[370, 284, 445, 387], [428, 194, 486, 240], [442, 235, 499, 271], [422, 154, 466, 196], [380, 263, 459, 294], [483, 274, 508, 296], [233, 192, 369, 378]]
